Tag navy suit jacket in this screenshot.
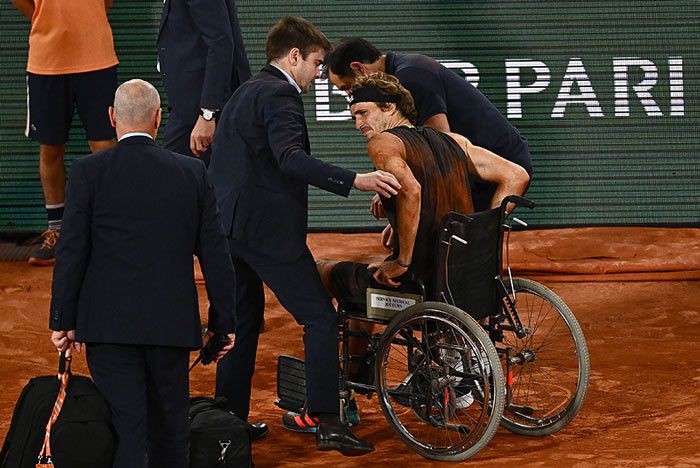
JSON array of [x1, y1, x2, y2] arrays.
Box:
[[157, 0, 251, 117], [49, 136, 236, 349], [208, 65, 356, 263]]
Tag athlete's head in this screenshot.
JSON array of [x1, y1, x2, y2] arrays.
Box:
[[349, 73, 416, 139]]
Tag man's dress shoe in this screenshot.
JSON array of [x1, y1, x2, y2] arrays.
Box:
[[316, 420, 374, 456], [248, 421, 269, 441]]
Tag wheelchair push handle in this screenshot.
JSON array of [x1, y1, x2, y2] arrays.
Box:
[[501, 195, 535, 211]]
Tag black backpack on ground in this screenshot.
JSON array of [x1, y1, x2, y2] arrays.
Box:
[[0, 354, 115, 468], [189, 397, 252, 468]]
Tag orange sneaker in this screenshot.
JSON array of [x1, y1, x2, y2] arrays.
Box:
[[282, 410, 319, 433], [28, 230, 59, 266]]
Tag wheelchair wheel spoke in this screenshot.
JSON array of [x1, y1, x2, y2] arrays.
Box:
[[500, 279, 589, 436], [376, 304, 505, 461]]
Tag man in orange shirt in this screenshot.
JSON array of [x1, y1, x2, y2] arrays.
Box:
[[12, 0, 119, 266]]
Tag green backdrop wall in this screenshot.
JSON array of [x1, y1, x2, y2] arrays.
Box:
[[1, 0, 698, 233]]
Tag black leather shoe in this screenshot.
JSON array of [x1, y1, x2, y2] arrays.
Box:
[[316, 420, 374, 456], [248, 421, 269, 441]]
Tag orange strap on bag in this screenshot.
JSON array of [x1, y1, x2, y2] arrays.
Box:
[[36, 353, 71, 468]]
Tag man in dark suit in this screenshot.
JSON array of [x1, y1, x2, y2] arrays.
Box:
[[50, 79, 236, 468], [157, 0, 269, 441], [208, 17, 400, 456], [157, 0, 251, 163]]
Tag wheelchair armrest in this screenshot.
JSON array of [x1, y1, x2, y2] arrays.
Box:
[[501, 195, 535, 210]]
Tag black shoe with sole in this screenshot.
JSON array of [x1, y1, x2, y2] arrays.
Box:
[[316, 419, 374, 456]]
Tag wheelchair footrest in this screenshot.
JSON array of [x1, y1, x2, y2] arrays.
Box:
[[275, 355, 306, 413]]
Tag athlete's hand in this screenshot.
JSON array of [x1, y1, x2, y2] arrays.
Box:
[[190, 116, 216, 157], [373, 260, 408, 288], [370, 194, 387, 219], [353, 171, 401, 198]]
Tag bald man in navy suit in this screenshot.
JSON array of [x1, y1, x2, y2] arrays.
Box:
[[50, 79, 236, 468]]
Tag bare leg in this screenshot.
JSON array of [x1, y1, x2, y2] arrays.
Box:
[[39, 144, 67, 206], [28, 144, 67, 265]]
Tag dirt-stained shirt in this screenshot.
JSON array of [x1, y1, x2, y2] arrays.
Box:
[[27, 0, 118, 74], [379, 125, 474, 277]]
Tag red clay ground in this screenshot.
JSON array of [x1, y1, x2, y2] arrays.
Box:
[[1, 228, 699, 467]]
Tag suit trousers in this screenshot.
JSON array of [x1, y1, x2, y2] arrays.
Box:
[[215, 239, 340, 420], [162, 108, 211, 165], [86, 343, 190, 468]]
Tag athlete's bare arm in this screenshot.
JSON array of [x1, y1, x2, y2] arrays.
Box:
[[447, 132, 530, 211], [366, 132, 421, 287]]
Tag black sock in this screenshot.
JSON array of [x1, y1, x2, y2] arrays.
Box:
[[46, 204, 64, 231]]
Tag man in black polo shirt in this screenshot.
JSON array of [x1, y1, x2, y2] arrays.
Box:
[[325, 38, 532, 211]]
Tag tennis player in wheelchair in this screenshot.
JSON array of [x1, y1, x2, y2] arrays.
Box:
[[282, 72, 530, 432]]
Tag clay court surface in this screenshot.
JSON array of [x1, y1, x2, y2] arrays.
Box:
[[1, 228, 699, 467]]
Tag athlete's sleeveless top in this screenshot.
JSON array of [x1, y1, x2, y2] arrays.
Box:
[[379, 126, 474, 278]]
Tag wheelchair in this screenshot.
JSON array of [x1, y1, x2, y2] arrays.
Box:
[[276, 195, 590, 461]]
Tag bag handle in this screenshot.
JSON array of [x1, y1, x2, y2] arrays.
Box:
[[58, 352, 68, 375], [35, 352, 72, 467]]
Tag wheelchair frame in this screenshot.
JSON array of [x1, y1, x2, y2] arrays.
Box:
[[277, 196, 590, 461]]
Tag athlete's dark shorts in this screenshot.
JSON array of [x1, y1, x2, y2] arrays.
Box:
[[329, 262, 376, 304], [329, 261, 426, 308], [27, 65, 117, 146]]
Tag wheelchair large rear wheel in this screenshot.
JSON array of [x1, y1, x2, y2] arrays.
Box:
[[375, 302, 505, 462], [500, 278, 590, 436]]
